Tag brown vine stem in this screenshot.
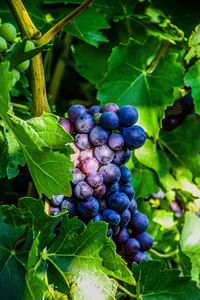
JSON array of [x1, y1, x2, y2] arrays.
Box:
[[7, 0, 50, 117], [36, 0, 95, 47], [48, 33, 73, 105]]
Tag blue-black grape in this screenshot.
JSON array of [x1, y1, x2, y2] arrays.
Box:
[[120, 183, 135, 200], [89, 126, 109, 146], [133, 251, 148, 263], [105, 182, 119, 196], [135, 232, 153, 251], [75, 133, 91, 150], [123, 125, 146, 149], [120, 209, 131, 226], [94, 144, 114, 164], [100, 112, 119, 130], [68, 104, 87, 124], [119, 165, 132, 185], [74, 181, 93, 200], [61, 197, 77, 217], [76, 197, 99, 218], [114, 226, 129, 244], [93, 213, 103, 221], [113, 148, 131, 165], [112, 225, 120, 236], [88, 105, 102, 116], [108, 133, 124, 151], [107, 192, 129, 213], [107, 228, 113, 238], [129, 199, 137, 215], [124, 238, 140, 255], [118, 105, 138, 127], [102, 209, 121, 226], [99, 163, 121, 184], [75, 113, 95, 133], [71, 168, 86, 185], [129, 211, 149, 234], [86, 172, 103, 188]]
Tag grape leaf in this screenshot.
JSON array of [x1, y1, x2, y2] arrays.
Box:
[[130, 260, 200, 299], [23, 235, 48, 300], [45, 216, 134, 284], [0, 208, 32, 300], [72, 40, 113, 84], [2, 197, 65, 250], [185, 60, 200, 113], [160, 115, 200, 177], [185, 24, 200, 63], [97, 37, 184, 138], [131, 164, 160, 199], [180, 213, 200, 282], [63, 7, 110, 46]]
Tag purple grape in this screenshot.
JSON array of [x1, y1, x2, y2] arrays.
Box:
[[120, 209, 131, 226], [75, 113, 95, 133], [133, 251, 148, 263], [102, 103, 119, 113], [94, 145, 115, 164], [118, 105, 138, 127], [108, 133, 124, 151], [93, 213, 103, 221], [50, 207, 61, 216], [75, 133, 91, 150], [107, 192, 129, 213], [74, 181, 93, 200], [100, 111, 119, 130], [86, 172, 103, 188], [71, 168, 86, 185], [119, 165, 132, 185], [105, 182, 119, 196], [93, 184, 106, 197], [76, 197, 99, 218], [114, 226, 129, 244], [123, 125, 146, 149], [129, 211, 149, 234], [68, 104, 87, 124], [51, 195, 64, 206], [129, 199, 137, 215], [99, 163, 121, 184], [113, 148, 131, 165], [60, 198, 76, 217], [89, 126, 109, 146], [120, 183, 135, 200], [88, 105, 102, 116], [124, 238, 140, 255], [112, 226, 120, 236], [135, 232, 153, 251], [81, 157, 99, 174], [58, 117, 73, 133], [102, 209, 121, 226]]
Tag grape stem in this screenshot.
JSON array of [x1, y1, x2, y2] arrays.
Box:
[[117, 283, 137, 298], [147, 39, 171, 73], [150, 248, 178, 258], [36, 0, 95, 47], [7, 0, 50, 116]]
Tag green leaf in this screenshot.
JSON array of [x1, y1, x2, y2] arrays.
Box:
[[131, 260, 200, 299], [70, 271, 117, 300], [3, 113, 74, 197], [185, 60, 200, 113], [23, 234, 48, 300], [160, 115, 200, 177], [131, 164, 160, 199], [152, 209, 176, 229], [46, 217, 134, 284], [73, 40, 113, 84], [5, 39, 51, 70], [0, 208, 32, 300], [0, 61, 13, 115], [97, 37, 184, 138], [180, 213, 200, 282], [2, 197, 64, 249], [185, 24, 200, 63], [63, 7, 110, 46]]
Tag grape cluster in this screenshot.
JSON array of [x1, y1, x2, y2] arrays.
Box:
[[0, 21, 34, 87], [50, 103, 153, 264]]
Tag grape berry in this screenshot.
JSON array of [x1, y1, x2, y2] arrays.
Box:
[[50, 103, 153, 265]]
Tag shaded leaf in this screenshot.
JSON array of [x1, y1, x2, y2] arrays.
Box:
[[185, 60, 200, 113]]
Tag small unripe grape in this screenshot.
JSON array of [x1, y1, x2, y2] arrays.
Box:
[[0, 23, 17, 42], [0, 36, 7, 52], [25, 40, 35, 52], [11, 68, 20, 86], [16, 60, 30, 72]]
